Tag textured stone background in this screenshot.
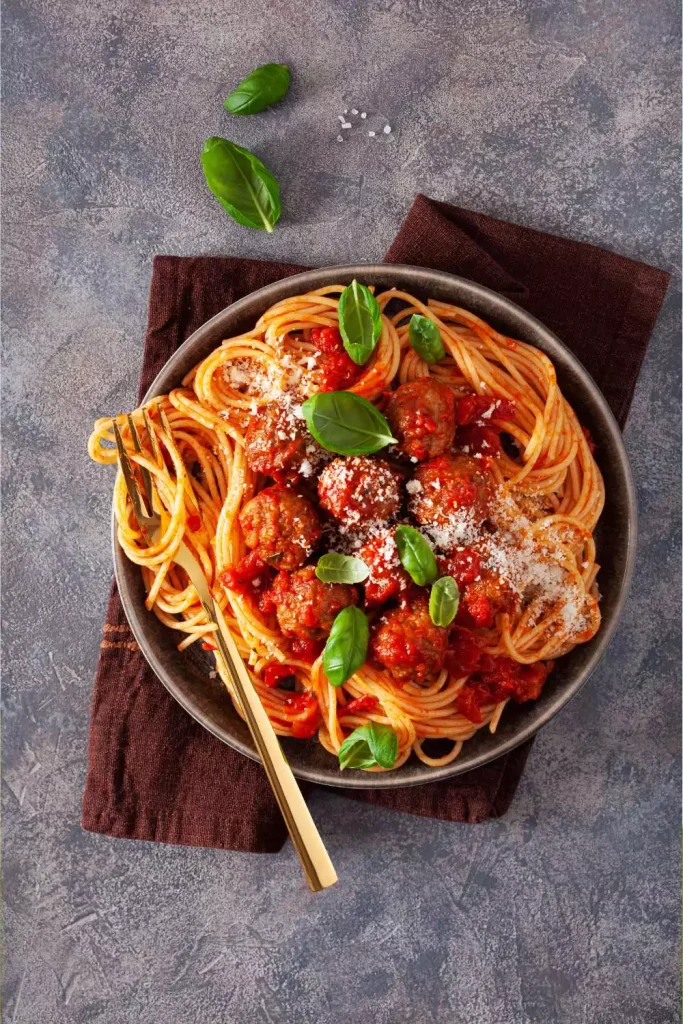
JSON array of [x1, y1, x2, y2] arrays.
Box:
[[2, 1, 681, 1021]]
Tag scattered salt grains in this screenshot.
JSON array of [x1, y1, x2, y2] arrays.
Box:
[[360, 112, 367, 119], [368, 131, 376, 137], [383, 125, 392, 134], [351, 108, 358, 115], [337, 135, 344, 142], [341, 122, 352, 129], [299, 459, 313, 478]]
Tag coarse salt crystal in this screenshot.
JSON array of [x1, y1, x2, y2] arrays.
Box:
[[368, 131, 376, 137], [383, 125, 391, 134], [351, 108, 358, 115], [341, 122, 352, 129], [299, 459, 313, 478], [337, 135, 344, 142], [360, 112, 367, 119], [406, 479, 422, 494]]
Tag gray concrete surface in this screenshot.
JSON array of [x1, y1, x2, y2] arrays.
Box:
[[2, 1, 681, 1021]]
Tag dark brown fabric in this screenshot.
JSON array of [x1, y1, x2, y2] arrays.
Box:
[[82, 196, 669, 851]]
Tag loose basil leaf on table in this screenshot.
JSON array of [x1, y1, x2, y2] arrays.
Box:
[[408, 314, 445, 364], [429, 575, 460, 627], [200, 137, 281, 233], [301, 391, 396, 455], [224, 63, 291, 115], [395, 525, 438, 587], [338, 280, 382, 365], [338, 722, 398, 770], [316, 553, 370, 584], [323, 606, 369, 688]]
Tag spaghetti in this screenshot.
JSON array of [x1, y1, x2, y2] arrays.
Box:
[[88, 285, 604, 772]]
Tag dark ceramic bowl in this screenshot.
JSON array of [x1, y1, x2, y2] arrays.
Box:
[[114, 265, 636, 789]]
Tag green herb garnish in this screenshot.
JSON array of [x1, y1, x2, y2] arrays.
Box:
[[323, 606, 369, 688], [429, 575, 460, 627], [339, 722, 398, 770], [394, 525, 438, 587], [316, 553, 370, 584], [200, 137, 281, 233], [408, 314, 445, 364], [224, 63, 291, 115], [301, 391, 396, 455], [338, 280, 382, 366]]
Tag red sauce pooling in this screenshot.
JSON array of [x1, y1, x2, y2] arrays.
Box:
[[187, 514, 202, 532], [290, 638, 323, 663], [218, 552, 274, 611], [310, 327, 361, 391], [284, 690, 321, 738], [447, 629, 554, 722], [438, 547, 482, 587], [454, 396, 516, 459], [343, 694, 379, 715], [263, 663, 296, 688]]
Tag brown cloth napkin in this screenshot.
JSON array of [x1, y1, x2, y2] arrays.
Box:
[[82, 195, 669, 852]]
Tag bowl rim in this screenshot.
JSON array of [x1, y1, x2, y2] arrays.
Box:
[[113, 263, 637, 789]]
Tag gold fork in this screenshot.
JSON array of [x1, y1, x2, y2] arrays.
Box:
[[113, 411, 337, 892]]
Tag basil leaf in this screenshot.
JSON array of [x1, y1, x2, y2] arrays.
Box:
[[316, 553, 370, 584], [338, 280, 382, 366], [323, 606, 369, 687], [301, 392, 396, 455], [201, 137, 281, 233], [339, 723, 398, 771], [395, 525, 438, 586], [224, 63, 291, 115], [408, 314, 445, 364], [429, 575, 460, 627]]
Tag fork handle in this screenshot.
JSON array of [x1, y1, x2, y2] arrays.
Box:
[[211, 604, 338, 891]]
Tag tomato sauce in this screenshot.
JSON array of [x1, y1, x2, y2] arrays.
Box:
[[343, 694, 379, 715], [448, 629, 554, 722], [284, 690, 321, 738], [454, 395, 516, 459], [310, 327, 361, 392], [263, 663, 296, 688], [219, 552, 275, 612], [438, 547, 482, 587], [289, 638, 323, 663]]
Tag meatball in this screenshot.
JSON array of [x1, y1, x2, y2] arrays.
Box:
[[459, 573, 517, 629], [270, 565, 358, 641], [317, 457, 402, 528], [244, 405, 320, 482], [385, 379, 455, 461], [239, 485, 321, 571], [410, 453, 492, 526], [371, 596, 448, 682], [358, 528, 410, 607]]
